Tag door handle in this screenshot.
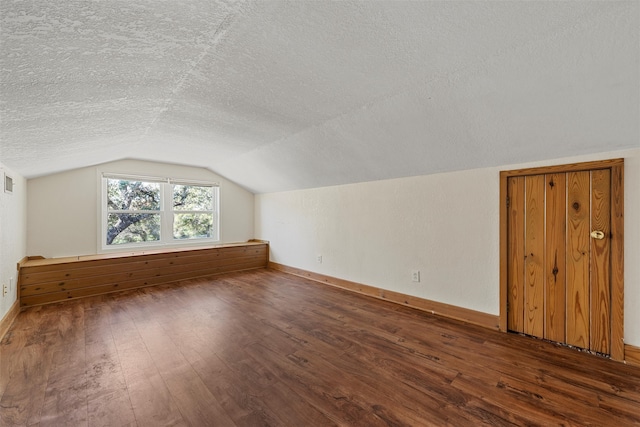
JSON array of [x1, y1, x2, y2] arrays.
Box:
[[590, 230, 605, 240]]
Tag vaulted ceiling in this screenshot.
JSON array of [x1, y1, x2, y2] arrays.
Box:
[[1, 1, 638, 193]]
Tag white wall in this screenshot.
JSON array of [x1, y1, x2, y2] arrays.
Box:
[[255, 148, 640, 347], [0, 162, 27, 322], [28, 159, 254, 258]]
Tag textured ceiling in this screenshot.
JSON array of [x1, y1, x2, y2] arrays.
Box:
[[1, 1, 638, 193]]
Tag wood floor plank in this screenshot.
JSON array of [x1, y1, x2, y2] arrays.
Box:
[[111, 321, 186, 426], [0, 305, 64, 425], [87, 390, 138, 427], [0, 342, 56, 425], [84, 298, 137, 427], [244, 342, 409, 427], [125, 373, 188, 427], [39, 302, 89, 426], [450, 373, 569, 426], [134, 319, 237, 426], [190, 353, 277, 426], [0, 310, 33, 400], [1, 268, 640, 426], [495, 374, 605, 425]]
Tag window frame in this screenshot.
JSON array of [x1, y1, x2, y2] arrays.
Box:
[[100, 173, 220, 252], [170, 180, 219, 242]]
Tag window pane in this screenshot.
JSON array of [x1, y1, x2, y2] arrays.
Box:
[[173, 185, 213, 211], [173, 213, 214, 240], [107, 213, 160, 245], [107, 179, 160, 211]]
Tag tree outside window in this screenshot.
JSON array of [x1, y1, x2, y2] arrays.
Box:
[[103, 176, 218, 248], [172, 184, 214, 240], [107, 179, 161, 245]]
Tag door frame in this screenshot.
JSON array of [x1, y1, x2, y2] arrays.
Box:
[[499, 158, 624, 361]]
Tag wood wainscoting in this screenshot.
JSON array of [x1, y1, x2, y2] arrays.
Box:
[[17, 241, 268, 308], [268, 262, 500, 330], [0, 299, 20, 341], [626, 344, 640, 367]]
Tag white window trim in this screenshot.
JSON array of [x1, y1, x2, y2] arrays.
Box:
[[99, 173, 220, 253]]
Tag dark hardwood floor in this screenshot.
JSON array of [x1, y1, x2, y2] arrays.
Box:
[[1, 268, 639, 426]]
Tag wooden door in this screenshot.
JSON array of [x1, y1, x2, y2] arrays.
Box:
[[500, 160, 624, 359]]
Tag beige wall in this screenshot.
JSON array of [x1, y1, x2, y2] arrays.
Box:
[[0, 162, 27, 321], [16, 150, 640, 347], [28, 159, 254, 258], [255, 148, 640, 346]]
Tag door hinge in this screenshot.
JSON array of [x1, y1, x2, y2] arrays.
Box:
[[506, 196, 510, 208]]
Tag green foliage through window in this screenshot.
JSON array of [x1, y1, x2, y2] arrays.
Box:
[[174, 213, 213, 239], [173, 185, 213, 211], [172, 185, 214, 239], [104, 177, 217, 247]]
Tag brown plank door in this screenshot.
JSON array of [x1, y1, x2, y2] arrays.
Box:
[[506, 168, 613, 355]]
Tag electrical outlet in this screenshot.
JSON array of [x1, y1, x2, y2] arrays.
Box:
[[411, 270, 420, 283], [2, 284, 7, 297], [317, 255, 323, 263]]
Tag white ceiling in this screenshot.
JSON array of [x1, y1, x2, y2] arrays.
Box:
[[1, 1, 638, 193]]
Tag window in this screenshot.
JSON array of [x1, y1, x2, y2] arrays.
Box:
[[172, 184, 216, 240], [101, 174, 219, 249]]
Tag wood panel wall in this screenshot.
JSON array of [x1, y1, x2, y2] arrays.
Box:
[[17, 241, 268, 308]]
